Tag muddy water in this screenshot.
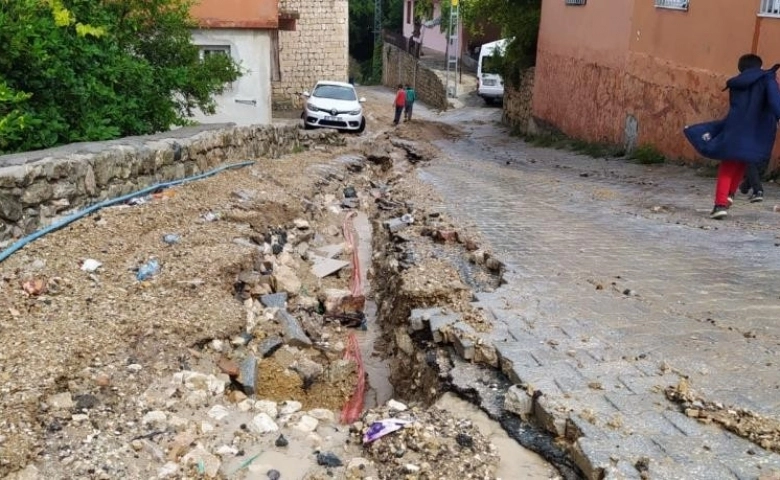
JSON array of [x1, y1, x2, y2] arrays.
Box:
[[352, 211, 394, 408], [435, 393, 558, 479]]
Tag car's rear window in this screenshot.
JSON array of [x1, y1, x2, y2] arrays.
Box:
[[313, 85, 357, 101]]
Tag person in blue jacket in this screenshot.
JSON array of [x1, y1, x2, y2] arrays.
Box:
[[684, 54, 780, 219]]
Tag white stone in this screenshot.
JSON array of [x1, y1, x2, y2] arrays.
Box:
[[210, 339, 225, 352], [254, 400, 278, 418], [142, 411, 168, 429], [274, 265, 301, 294], [184, 390, 208, 408], [404, 464, 421, 473], [157, 462, 179, 479], [126, 364, 143, 373], [237, 399, 255, 412], [293, 415, 319, 433], [72, 414, 89, 424], [293, 218, 310, 229], [307, 408, 335, 424], [207, 405, 231, 422], [181, 446, 221, 478], [200, 421, 215, 434], [504, 385, 533, 417], [215, 445, 239, 456], [48, 392, 74, 410], [387, 399, 408, 412], [168, 415, 191, 432], [250, 413, 279, 434], [207, 375, 227, 395], [279, 400, 302, 415]]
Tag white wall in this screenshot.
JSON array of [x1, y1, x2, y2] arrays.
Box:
[[191, 28, 272, 126]]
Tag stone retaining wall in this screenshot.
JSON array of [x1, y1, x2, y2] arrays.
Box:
[[382, 44, 448, 111], [0, 125, 343, 243], [501, 68, 536, 133]]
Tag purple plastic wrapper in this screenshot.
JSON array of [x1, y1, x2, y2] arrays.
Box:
[[362, 419, 411, 444]]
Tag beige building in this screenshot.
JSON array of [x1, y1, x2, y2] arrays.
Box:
[[272, 0, 350, 109]]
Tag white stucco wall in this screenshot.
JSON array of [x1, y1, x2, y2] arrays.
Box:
[[191, 29, 272, 126]]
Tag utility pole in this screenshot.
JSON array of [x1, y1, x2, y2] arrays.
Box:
[[445, 0, 460, 98]]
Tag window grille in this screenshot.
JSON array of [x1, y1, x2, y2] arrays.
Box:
[[760, 0, 780, 16], [565, 0, 586, 5], [655, 0, 688, 10]]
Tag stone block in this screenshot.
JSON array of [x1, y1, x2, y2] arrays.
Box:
[[504, 385, 534, 418], [258, 336, 284, 358], [409, 307, 441, 332], [260, 293, 288, 309], [429, 312, 460, 343], [239, 355, 258, 395], [275, 309, 312, 348]]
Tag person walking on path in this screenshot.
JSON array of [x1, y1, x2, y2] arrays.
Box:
[[739, 159, 768, 203], [393, 84, 406, 126], [404, 84, 417, 121], [684, 54, 780, 219]]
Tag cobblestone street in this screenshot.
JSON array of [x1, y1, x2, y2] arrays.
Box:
[[417, 105, 780, 478]]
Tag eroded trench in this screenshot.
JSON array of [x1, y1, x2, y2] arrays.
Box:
[[12, 130, 583, 480], [211, 131, 584, 479]]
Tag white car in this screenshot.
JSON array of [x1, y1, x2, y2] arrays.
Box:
[[301, 81, 366, 133]]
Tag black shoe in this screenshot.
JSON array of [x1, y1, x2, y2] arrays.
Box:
[[749, 191, 764, 203], [710, 205, 728, 219], [739, 180, 750, 195]]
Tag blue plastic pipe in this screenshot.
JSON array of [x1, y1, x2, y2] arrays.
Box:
[[0, 160, 255, 264]]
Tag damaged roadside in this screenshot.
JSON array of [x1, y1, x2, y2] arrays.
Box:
[[0, 118, 569, 480]]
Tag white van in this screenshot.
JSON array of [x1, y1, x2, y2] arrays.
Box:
[[477, 38, 510, 105]]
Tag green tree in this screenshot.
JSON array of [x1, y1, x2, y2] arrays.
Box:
[[0, 0, 241, 153], [413, 0, 540, 86], [349, 0, 404, 83]]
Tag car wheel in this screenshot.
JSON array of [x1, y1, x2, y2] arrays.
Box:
[[484, 97, 494, 106], [356, 118, 366, 134]]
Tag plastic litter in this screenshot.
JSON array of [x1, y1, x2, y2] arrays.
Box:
[[80, 259, 102, 272], [362, 418, 411, 443], [401, 213, 415, 224], [162, 234, 180, 245], [340, 333, 366, 424], [136, 259, 161, 281]]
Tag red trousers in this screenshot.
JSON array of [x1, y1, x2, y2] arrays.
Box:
[[714, 160, 747, 206]]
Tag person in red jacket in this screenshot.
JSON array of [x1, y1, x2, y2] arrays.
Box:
[[393, 84, 406, 126]]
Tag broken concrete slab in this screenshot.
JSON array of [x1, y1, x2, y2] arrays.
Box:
[[453, 335, 476, 360], [258, 336, 284, 358], [504, 385, 534, 418], [312, 244, 344, 259], [310, 256, 350, 278], [409, 307, 442, 332], [239, 355, 258, 395], [275, 310, 312, 348], [260, 293, 288, 309], [429, 312, 460, 343], [383, 218, 409, 233]]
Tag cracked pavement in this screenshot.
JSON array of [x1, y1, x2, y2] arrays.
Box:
[[412, 100, 780, 478]]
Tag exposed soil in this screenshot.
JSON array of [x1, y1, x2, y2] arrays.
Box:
[[0, 88, 559, 480], [666, 379, 780, 454]]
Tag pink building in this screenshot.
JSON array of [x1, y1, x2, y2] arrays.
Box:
[[401, 0, 500, 58]]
